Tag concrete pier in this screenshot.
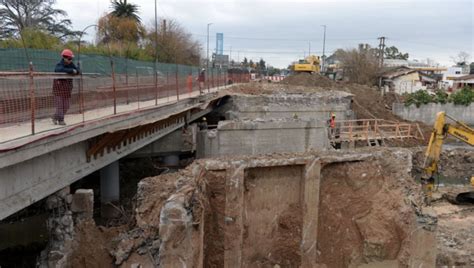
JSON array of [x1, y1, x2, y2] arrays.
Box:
[[100, 161, 120, 218]]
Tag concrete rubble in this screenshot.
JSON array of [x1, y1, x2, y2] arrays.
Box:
[[38, 187, 74, 268]]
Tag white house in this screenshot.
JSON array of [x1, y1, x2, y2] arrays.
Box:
[[381, 68, 426, 94], [441, 66, 470, 88]]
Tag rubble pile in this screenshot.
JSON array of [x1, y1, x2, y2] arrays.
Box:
[[281, 72, 336, 87], [61, 149, 439, 267], [411, 147, 474, 183]]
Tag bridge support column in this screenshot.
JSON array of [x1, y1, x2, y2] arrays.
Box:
[[100, 161, 120, 218]]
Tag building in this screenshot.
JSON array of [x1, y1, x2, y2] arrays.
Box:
[[452, 74, 474, 90], [380, 67, 426, 94]]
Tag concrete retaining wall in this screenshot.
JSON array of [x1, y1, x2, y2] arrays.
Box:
[[392, 103, 474, 125], [219, 92, 354, 121], [197, 119, 329, 158]]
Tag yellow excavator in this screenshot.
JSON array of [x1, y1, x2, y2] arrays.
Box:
[[291, 55, 321, 73], [422, 111, 474, 204]]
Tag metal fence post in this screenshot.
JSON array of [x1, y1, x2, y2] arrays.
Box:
[[166, 70, 170, 102], [110, 59, 117, 115], [155, 67, 158, 106], [28, 61, 35, 134], [79, 71, 85, 123], [175, 65, 179, 101], [136, 69, 140, 109]]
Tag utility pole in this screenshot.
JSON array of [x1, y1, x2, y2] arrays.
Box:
[[309, 41, 311, 56], [321, 25, 327, 73], [378, 36, 386, 67], [206, 23, 213, 71], [153, 0, 158, 105], [229, 46, 232, 66]]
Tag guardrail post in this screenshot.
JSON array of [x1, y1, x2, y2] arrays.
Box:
[[136, 69, 140, 109], [166, 70, 170, 102], [212, 68, 215, 89], [28, 62, 35, 134], [155, 67, 158, 106], [175, 65, 179, 101], [110, 59, 117, 115]]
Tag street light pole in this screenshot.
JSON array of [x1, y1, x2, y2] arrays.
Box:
[[206, 23, 213, 71], [321, 25, 327, 73], [206, 23, 213, 91]]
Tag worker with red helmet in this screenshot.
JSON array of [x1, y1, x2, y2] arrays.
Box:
[[52, 49, 80, 125]]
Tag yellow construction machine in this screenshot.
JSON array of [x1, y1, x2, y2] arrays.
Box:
[[291, 55, 321, 73], [422, 111, 474, 204]]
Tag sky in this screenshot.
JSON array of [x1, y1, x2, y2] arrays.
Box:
[[56, 0, 473, 68]]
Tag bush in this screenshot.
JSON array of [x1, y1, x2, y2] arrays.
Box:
[[433, 90, 448, 104], [448, 86, 474, 106], [404, 90, 433, 107], [404, 87, 474, 107]]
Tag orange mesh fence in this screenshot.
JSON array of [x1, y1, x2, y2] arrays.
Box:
[[0, 66, 248, 143]]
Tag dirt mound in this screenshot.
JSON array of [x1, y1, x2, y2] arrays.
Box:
[[318, 160, 415, 267], [69, 220, 123, 268], [281, 72, 337, 87]]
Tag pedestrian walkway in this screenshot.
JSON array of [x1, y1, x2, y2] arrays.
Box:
[[0, 86, 222, 147]]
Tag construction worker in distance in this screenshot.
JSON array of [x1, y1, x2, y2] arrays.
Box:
[[198, 117, 208, 130], [197, 68, 206, 94], [52, 49, 80, 125]]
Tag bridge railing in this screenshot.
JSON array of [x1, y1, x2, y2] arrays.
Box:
[[0, 69, 248, 143]]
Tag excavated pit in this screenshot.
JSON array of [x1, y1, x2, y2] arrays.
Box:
[[101, 148, 434, 267]]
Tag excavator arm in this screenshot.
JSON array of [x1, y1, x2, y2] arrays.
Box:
[[422, 111, 474, 203]]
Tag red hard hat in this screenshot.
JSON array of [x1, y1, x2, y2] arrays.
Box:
[[61, 49, 74, 58]]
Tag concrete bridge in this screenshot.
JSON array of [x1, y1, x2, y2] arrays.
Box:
[[0, 72, 237, 220]]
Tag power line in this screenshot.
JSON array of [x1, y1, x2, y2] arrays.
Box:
[[191, 33, 377, 42], [220, 49, 336, 54]]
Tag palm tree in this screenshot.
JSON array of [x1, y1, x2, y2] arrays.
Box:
[[111, 0, 141, 23], [0, 0, 76, 38]]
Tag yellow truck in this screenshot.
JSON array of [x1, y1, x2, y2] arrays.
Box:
[[291, 55, 321, 73]]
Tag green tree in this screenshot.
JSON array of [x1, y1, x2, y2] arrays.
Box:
[[384, 46, 409, 60], [0, 28, 61, 49], [258, 58, 266, 70], [449, 86, 474, 106], [0, 0, 76, 39], [98, 0, 143, 44], [111, 0, 141, 23], [242, 57, 248, 67]]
